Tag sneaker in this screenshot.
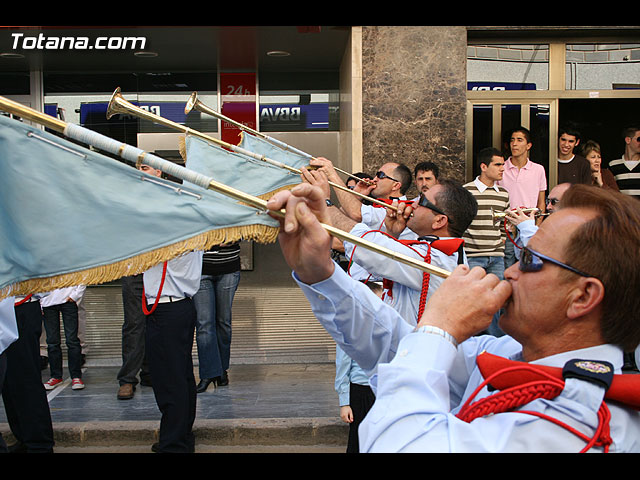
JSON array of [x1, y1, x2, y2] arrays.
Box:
[[44, 378, 63, 390], [71, 378, 85, 390]]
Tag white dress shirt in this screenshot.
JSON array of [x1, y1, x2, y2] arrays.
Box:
[[344, 223, 465, 325], [40, 286, 86, 307], [143, 250, 203, 302]]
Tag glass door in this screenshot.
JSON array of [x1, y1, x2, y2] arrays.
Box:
[[466, 96, 557, 186]]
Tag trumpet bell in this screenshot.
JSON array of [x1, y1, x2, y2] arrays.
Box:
[[184, 92, 199, 115], [106, 87, 127, 120]]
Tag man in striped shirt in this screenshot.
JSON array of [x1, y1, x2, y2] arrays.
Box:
[[463, 148, 510, 336], [609, 125, 640, 199]]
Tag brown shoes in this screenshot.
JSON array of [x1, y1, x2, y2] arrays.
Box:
[[117, 383, 135, 400]]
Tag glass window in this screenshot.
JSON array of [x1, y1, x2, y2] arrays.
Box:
[[565, 43, 640, 90], [467, 44, 549, 91], [258, 91, 339, 132], [43, 72, 218, 142], [258, 71, 340, 132]]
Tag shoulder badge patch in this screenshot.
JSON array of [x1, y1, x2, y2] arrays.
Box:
[[563, 359, 614, 390]]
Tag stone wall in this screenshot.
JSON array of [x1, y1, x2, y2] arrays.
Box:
[[361, 26, 468, 197]]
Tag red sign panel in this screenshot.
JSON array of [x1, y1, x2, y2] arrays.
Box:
[[220, 72, 256, 97], [220, 72, 256, 145], [220, 102, 257, 145]]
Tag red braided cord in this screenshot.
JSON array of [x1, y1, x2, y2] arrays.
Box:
[[517, 402, 612, 453], [456, 364, 613, 452], [141, 261, 167, 316], [416, 244, 431, 320]]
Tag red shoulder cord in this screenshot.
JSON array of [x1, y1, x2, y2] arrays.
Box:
[[141, 261, 167, 316], [455, 353, 616, 453], [14, 294, 33, 306], [347, 226, 432, 322], [502, 206, 535, 250], [504, 218, 521, 249]]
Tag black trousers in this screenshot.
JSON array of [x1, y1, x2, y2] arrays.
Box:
[[145, 298, 197, 453], [2, 301, 54, 452], [346, 383, 376, 454], [118, 275, 151, 386]]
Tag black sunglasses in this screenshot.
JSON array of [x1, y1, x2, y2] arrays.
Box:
[[546, 197, 560, 206], [375, 171, 399, 183], [417, 194, 447, 216], [519, 246, 592, 277]]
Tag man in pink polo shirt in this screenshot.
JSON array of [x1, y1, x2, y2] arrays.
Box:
[[497, 126, 547, 267]]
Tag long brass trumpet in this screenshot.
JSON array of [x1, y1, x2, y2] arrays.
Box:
[[185, 91, 373, 187], [0, 93, 449, 280], [107, 88, 396, 212]]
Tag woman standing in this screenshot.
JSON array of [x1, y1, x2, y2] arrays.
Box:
[[581, 140, 619, 191]]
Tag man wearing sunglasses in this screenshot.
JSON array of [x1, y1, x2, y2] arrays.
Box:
[[267, 183, 640, 452], [609, 125, 640, 199], [309, 157, 413, 235], [301, 167, 477, 324]]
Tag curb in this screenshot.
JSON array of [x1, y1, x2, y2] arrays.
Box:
[[1, 417, 349, 448]]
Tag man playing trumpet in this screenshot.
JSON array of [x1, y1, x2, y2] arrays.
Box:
[[309, 157, 415, 239], [301, 167, 477, 325], [266, 182, 640, 452]]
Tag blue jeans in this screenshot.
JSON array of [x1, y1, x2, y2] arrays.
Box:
[[503, 240, 517, 270], [466, 256, 505, 337], [193, 271, 240, 379], [467, 255, 505, 279], [42, 301, 83, 378]]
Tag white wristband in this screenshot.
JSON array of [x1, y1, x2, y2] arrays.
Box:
[[414, 325, 459, 348]]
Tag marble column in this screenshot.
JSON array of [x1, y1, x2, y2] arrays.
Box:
[[361, 26, 468, 197]]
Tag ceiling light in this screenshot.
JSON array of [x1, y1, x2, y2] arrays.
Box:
[[134, 51, 158, 58], [0, 52, 25, 59], [266, 50, 290, 57]]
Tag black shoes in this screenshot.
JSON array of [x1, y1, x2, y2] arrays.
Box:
[[8, 441, 53, 453], [215, 371, 229, 387], [152, 442, 195, 453], [196, 378, 215, 393], [196, 371, 229, 393]]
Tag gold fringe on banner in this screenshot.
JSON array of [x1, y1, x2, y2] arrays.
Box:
[[0, 223, 279, 301]]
